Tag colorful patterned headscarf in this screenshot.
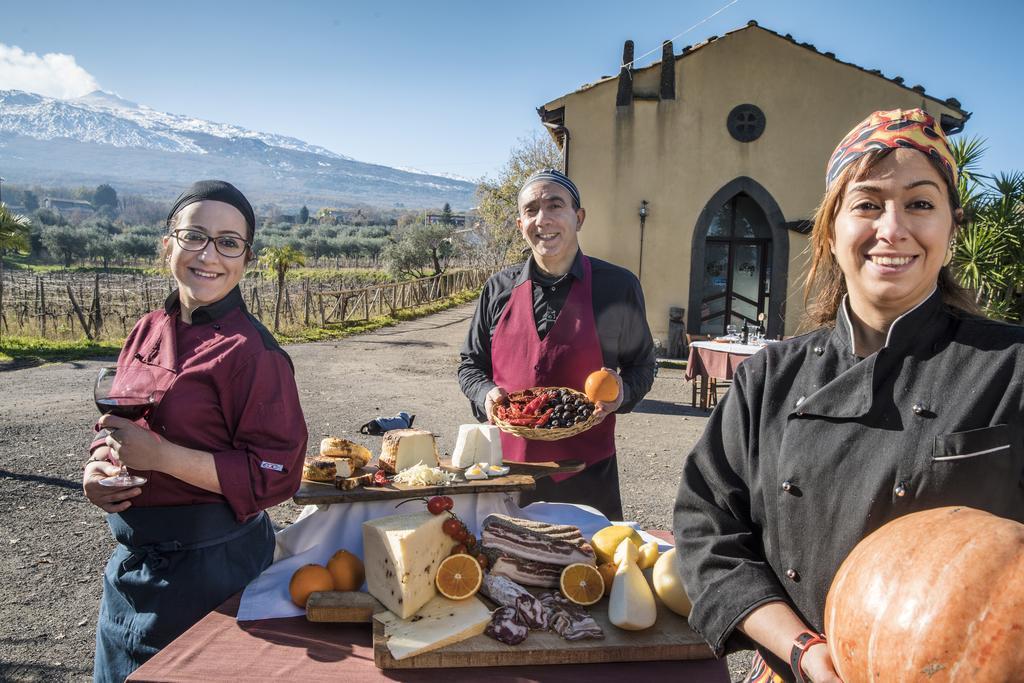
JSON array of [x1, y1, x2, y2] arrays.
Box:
[[825, 108, 958, 192]]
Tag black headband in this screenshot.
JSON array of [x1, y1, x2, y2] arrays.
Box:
[[518, 169, 581, 209], [166, 180, 256, 240]]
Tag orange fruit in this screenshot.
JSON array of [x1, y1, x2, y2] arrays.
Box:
[[327, 549, 365, 591], [435, 553, 483, 600], [289, 564, 334, 607], [596, 562, 617, 597], [585, 370, 619, 403], [560, 563, 605, 606]]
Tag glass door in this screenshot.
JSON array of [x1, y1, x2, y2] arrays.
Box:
[[699, 194, 772, 336]]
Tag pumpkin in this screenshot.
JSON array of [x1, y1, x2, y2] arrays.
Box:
[[824, 507, 1024, 682]]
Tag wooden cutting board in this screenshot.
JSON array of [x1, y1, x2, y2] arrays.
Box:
[[372, 594, 712, 669], [292, 460, 583, 506], [305, 591, 384, 623]]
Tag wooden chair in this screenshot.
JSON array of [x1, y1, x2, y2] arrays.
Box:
[[685, 334, 719, 408]]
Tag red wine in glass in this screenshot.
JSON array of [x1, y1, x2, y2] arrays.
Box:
[[94, 366, 150, 487], [95, 397, 155, 421]]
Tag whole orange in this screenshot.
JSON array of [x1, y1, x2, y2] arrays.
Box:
[[585, 370, 619, 403], [327, 549, 365, 591], [596, 562, 617, 597], [289, 564, 334, 607]]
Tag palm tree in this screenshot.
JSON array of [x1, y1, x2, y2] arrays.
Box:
[[949, 137, 1024, 321], [259, 245, 305, 332], [0, 203, 31, 342]]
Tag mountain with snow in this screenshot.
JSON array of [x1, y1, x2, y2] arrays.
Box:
[[0, 89, 476, 209]]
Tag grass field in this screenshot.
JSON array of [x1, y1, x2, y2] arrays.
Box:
[[0, 288, 482, 364]]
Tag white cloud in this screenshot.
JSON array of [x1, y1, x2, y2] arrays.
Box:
[[0, 43, 99, 98]]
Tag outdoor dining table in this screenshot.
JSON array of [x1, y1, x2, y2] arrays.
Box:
[[685, 340, 764, 409], [127, 531, 729, 683]]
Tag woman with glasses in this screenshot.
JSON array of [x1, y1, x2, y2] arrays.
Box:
[[82, 180, 308, 682]]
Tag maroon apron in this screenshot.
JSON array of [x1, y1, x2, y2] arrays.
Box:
[[491, 255, 615, 480]]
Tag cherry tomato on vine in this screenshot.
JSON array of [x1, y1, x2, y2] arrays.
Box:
[[427, 496, 447, 515], [442, 517, 463, 538], [440, 496, 454, 511]]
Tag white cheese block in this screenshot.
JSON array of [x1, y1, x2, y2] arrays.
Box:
[[333, 457, 354, 478], [376, 594, 492, 660], [451, 424, 503, 468], [363, 511, 456, 619], [378, 429, 439, 474]]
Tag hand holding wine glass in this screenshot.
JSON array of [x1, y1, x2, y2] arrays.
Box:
[[94, 366, 154, 487]]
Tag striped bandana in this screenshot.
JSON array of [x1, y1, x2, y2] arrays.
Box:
[[826, 108, 958, 191], [518, 169, 581, 209]]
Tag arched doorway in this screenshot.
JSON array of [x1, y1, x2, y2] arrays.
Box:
[[687, 177, 789, 338]]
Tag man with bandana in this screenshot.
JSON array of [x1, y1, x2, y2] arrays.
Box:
[[458, 169, 656, 520]]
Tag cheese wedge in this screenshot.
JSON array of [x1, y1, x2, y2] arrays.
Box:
[[363, 511, 457, 618], [378, 429, 439, 474], [376, 594, 491, 660], [451, 424, 503, 468], [320, 437, 372, 468], [609, 538, 657, 630]]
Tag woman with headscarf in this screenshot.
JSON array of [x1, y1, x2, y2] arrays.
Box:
[[674, 109, 1024, 682], [81, 180, 308, 682]]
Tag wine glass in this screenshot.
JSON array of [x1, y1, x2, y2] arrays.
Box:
[[94, 366, 151, 488]]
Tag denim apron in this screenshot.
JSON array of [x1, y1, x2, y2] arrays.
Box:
[[93, 503, 273, 683]]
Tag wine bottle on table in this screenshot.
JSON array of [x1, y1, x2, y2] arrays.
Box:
[[741, 320, 749, 344]]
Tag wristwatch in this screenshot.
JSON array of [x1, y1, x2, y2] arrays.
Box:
[[790, 630, 827, 683]]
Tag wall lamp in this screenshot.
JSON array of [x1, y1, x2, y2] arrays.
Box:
[[638, 200, 649, 280]]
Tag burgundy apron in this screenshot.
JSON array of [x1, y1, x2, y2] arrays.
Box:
[[491, 255, 615, 480]]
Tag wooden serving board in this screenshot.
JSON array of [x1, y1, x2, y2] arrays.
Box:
[[305, 591, 384, 623], [293, 460, 583, 506], [372, 595, 712, 669]]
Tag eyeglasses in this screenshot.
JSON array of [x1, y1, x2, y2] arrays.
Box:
[[171, 229, 250, 258]]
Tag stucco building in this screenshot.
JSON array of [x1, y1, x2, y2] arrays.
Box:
[[537, 21, 968, 347]]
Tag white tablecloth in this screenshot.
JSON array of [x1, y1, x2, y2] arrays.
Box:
[[690, 341, 764, 355], [237, 494, 672, 621]]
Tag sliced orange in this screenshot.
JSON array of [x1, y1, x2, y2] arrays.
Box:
[[560, 563, 605, 606], [435, 553, 483, 600]]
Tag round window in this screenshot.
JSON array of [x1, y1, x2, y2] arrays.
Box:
[[727, 104, 766, 143]]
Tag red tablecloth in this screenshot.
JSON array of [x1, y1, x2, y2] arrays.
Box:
[[684, 342, 757, 382], [128, 531, 729, 683]]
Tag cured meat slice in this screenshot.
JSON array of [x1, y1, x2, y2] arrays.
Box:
[[482, 549, 563, 588], [484, 606, 529, 645], [539, 592, 604, 641], [481, 514, 596, 566], [515, 593, 549, 631], [480, 575, 549, 630]]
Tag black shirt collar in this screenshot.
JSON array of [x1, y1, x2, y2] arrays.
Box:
[[834, 287, 942, 357], [163, 286, 246, 324], [518, 249, 585, 287]]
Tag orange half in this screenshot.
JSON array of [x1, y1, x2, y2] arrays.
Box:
[[435, 553, 483, 600], [560, 563, 605, 606]]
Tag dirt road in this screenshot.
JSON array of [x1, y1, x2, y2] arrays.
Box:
[[0, 303, 740, 681]]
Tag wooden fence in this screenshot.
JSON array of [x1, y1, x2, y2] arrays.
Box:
[[0, 267, 499, 342]]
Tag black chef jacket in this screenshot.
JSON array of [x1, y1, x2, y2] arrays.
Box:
[[674, 288, 1024, 675], [458, 251, 656, 421]]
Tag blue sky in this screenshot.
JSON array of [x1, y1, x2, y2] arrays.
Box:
[[1, 0, 1020, 180]]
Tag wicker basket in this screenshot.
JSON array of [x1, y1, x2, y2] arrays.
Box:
[[491, 387, 601, 441]]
